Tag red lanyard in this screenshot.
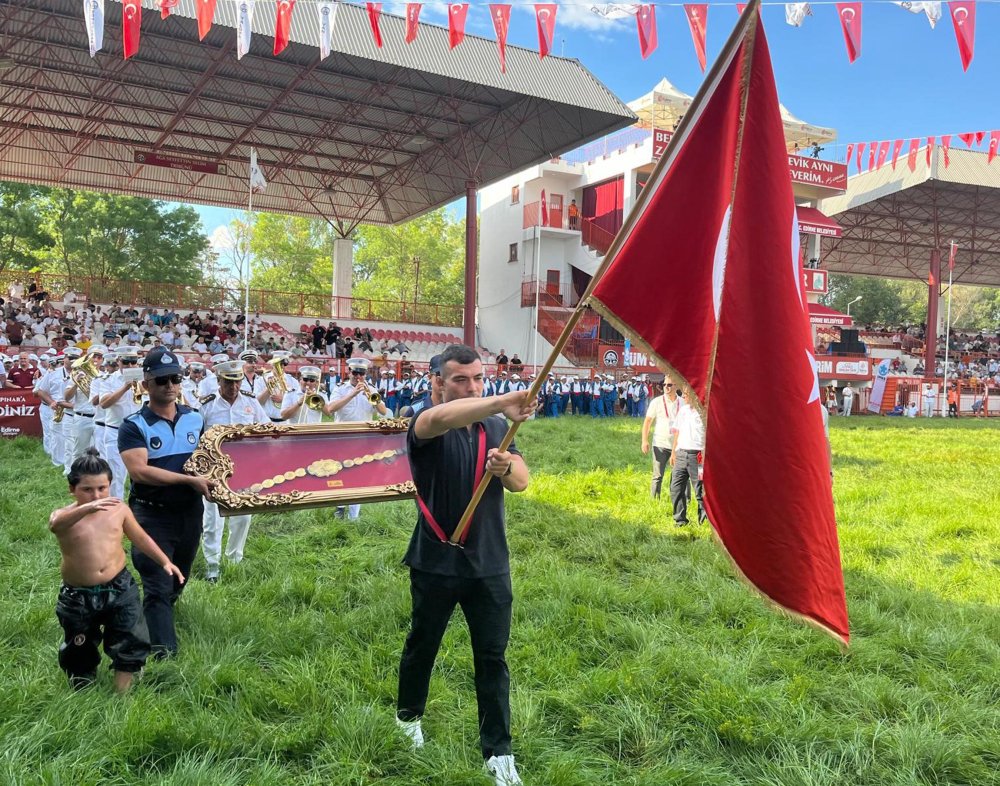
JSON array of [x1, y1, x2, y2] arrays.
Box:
[[416, 424, 487, 546]]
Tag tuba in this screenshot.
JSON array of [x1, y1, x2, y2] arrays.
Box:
[[264, 357, 288, 397], [70, 355, 99, 397]]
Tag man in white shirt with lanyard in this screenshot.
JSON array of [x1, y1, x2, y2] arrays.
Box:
[[199, 359, 269, 582], [669, 392, 707, 526], [641, 380, 681, 499], [327, 358, 389, 520]]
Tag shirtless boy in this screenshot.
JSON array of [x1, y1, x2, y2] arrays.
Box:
[[49, 449, 185, 692]]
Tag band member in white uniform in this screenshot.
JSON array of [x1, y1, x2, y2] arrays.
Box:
[[238, 349, 271, 406], [279, 365, 337, 424], [64, 345, 106, 470], [181, 362, 205, 410], [90, 355, 116, 460], [261, 350, 301, 422], [33, 355, 59, 464], [199, 359, 269, 583], [99, 346, 143, 500], [197, 352, 230, 398], [328, 358, 389, 520]]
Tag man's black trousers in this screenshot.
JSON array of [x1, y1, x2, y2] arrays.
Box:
[[397, 569, 513, 759], [129, 500, 203, 657]]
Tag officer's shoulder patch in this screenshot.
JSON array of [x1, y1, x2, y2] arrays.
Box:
[[240, 390, 254, 397], [199, 394, 216, 404]]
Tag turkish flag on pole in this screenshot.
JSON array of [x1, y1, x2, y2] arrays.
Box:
[[590, 3, 849, 644], [949, 242, 957, 271], [197, 0, 217, 40], [835, 3, 862, 62], [122, 0, 141, 59], [855, 142, 866, 172], [684, 4, 709, 71], [891, 139, 904, 169], [535, 4, 557, 59], [448, 4, 469, 48], [636, 5, 657, 60], [540, 189, 548, 226], [988, 130, 1000, 164], [941, 134, 952, 167], [490, 4, 511, 73], [926, 136, 935, 166], [405, 3, 421, 43], [274, 0, 296, 55], [948, 1, 975, 71], [907, 138, 920, 171], [876, 140, 890, 169], [367, 2, 383, 48]]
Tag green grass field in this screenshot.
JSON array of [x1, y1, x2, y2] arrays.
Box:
[[1, 417, 998, 786]]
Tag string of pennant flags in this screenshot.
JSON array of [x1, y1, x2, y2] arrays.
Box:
[[839, 130, 1000, 173], [85, 0, 985, 71]]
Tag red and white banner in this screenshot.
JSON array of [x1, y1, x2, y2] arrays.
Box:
[[788, 155, 848, 191], [684, 4, 709, 71], [122, 0, 141, 59], [636, 4, 658, 60], [855, 142, 865, 172], [948, 0, 975, 71], [907, 138, 920, 171], [941, 134, 951, 166], [808, 303, 853, 326], [598, 344, 660, 373], [890, 138, 903, 169], [836, 2, 862, 62], [0, 390, 42, 438], [815, 357, 871, 380], [535, 4, 557, 58], [197, 0, 217, 40], [448, 3, 469, 49], [926, 135, 935, 166], [405, 3, 421, 42], [652, 128, 673, 160], [367, 2, 383, 48], [875, 140, 890, 169], [274, 0, 296, 55], [490, 4, 511, 73], [989, 131, 1000, 164], [590, 11, 849, 644]]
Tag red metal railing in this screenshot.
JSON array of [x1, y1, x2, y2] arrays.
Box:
[[0, 271, 464, 327], [580, 217, 616, 255], [522, 201, 570, 231]]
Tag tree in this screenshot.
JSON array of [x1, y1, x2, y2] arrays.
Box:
[[823, 274, 915, 326], [0, 183, 53, 273]]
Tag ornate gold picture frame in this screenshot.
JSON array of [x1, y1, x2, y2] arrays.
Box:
[[184, 419, 415, 515]]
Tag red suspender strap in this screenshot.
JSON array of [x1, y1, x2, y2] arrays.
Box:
[[416, 424, 488, 545]]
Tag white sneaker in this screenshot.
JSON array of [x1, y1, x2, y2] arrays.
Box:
[[395, 717, 424, 749], [484, 755, 523, 786]]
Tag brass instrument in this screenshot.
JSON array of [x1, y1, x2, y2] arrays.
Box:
[[53, 404, 65, 423], [264, 357, 288, 397], [70, 356, 99, 397], [358, 381, 382, 406], [305, 393, 326, 411], [132, 382, 144, 404]]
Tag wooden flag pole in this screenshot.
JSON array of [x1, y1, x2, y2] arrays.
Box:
[[448, 0, 763, 545]]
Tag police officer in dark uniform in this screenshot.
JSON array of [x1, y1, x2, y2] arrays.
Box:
[[118, 347, 214, 658]]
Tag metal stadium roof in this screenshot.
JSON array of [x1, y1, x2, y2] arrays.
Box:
[[0, 0, 635, 230], [820, 146, 1000, 288]]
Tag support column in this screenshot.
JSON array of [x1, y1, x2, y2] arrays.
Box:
[[463, 180, 478, 348], [332, 235, 354, 319], [923, 248, 941, 376]]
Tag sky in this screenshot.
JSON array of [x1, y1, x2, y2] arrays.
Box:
[[194, 1, 1000, 246]]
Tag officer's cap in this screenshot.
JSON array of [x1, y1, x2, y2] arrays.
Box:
[[213, 359, 244, 381]]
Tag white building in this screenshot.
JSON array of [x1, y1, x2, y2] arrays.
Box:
[[477, 78, 845, 370]]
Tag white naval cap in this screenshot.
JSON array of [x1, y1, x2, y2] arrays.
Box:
[[347, 358, 371, 373], [213, 359, 245, 381], [299, 365, 321, 380]]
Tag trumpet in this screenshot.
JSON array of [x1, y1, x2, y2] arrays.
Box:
[[264, 357, 288, 397], [70, 356, 99, 397], [356, 380, 381, 405]]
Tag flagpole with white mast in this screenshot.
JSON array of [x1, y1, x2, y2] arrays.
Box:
[[942, 241, 956, 412], [245, 147, 268, 351], [533, 215, 541, 374]]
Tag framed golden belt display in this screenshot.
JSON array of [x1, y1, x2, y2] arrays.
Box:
[[184, 419, 415, 515]]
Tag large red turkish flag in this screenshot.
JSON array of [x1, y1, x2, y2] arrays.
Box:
[[448, 3, 469, 49], [122, 0, 141, 58], [948, 1, 975, 71], [490, 4, 511, 73], [196, 0, 217, 39], [274, 0, 296, 55], [591, 8, 849, 644], [534, 4, 557, 58]]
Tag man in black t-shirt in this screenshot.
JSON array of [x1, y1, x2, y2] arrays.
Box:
[[310, 321, 326, 352], [397, 344, 535, 786]]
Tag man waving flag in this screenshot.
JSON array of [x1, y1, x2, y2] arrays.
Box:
[[590, 0, 849, 644]]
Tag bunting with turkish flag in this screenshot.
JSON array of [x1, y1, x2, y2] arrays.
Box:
[[855, 142, 865, 172], [684, 4, 709, 71], [907, 138, 920, 171], [274, 0, 296, 55], [941, 134, 951, 166], [589, 1, 849, 645], [540, 189, 549, 226], [636, 5, 657, 60], [835, 3, 862, 62], [449, 4, 469, 48], [926, 135, 935, 166], [891, 138, 903, 169], [989, 131, 1000, 164], [405, 3, 421, 43], [122, 0, 141, 59], [948, 1, 975, 71], [867, 142, 876, 171], [958, 131, 975, 147], [159, 0, 177, 20], [197, 0, 217, 40], [845, 143, 854, 168], [490, 4, 511, 73], [876, 140, 890, 169], [367, 2, 383, 48], [535, 4, 557, 59]]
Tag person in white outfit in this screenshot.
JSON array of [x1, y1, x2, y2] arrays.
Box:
[[280, 365, 337, 424], [841, 385, 855, 416], [63, 346, 106, 471], [198, 359, 270, 583], [327, 358, 389, 520], [923, 383, 938, 417], [99, 346, 143, 500]]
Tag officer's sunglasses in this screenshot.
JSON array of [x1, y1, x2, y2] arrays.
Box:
[[350, 370, 366, 376], [153, 375, 183, 386], [120, 358, 138, 365]]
